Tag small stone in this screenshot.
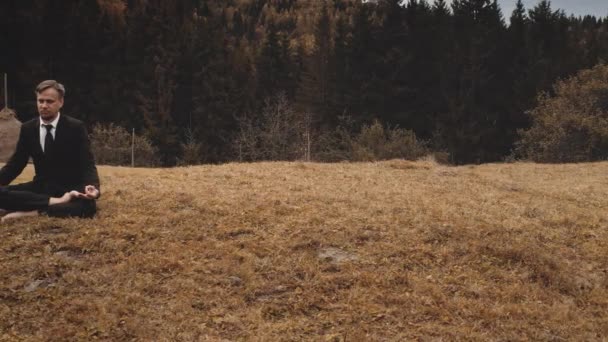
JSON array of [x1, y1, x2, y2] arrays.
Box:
[[228, 276, 243, 286], [24, 279, 54, 292], [318, 247, 358, 264]]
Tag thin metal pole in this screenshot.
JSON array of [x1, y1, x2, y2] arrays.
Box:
[[131, 128, 135, 167], [306, 113, 311, 162], [3, 73, 7, 109]]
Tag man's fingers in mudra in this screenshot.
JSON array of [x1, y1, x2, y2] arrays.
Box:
[[84, 185, 99, 198], [70, 190, 86, 199]]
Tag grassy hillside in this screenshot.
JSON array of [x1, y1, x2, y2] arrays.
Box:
[[1, 160, 607, 340]]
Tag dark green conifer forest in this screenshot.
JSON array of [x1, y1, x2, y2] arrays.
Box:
[[1, 0, 607, 165]]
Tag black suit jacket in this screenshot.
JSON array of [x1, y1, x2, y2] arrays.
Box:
[[0, 115, 100, 193]]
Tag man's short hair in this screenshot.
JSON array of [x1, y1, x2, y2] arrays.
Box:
[[35, 80, 66, 99]]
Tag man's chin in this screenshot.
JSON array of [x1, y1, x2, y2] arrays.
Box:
[[40, 113, 57, 121]]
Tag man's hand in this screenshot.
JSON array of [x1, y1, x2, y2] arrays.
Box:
[[71, 185, 100, 200]]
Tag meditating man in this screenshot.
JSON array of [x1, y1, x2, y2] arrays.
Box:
[[0, 80, 100, 222]]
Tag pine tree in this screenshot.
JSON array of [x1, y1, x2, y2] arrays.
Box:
[[68, 0, 107, 123], [191, 10, 250, 162], [132, 1, 185, 166], [0, 0, 33, 116], [428, 0, 453, 132], [348, 1, 379, 124], [434, 0, 509, 163], [40, 1, 73, 79], [399, 0, 435, 137], [506, 0, 534, 131], [527, 0, 570, 93], [333, 14, 353, 118], [257, 21, 289, 102], [296, 0, 336, 128], [376, 0, 408, 129], [232, 10, 246, 36]]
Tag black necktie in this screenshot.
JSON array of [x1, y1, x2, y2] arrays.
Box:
[[44, 124, 54, 155]]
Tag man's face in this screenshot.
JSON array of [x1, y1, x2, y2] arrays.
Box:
[[36, 87, 63, 122]]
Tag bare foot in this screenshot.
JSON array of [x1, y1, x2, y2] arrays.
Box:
[[1, 211, 38, 223]]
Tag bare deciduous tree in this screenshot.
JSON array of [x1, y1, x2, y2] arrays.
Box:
[[235, 93, 311, 161]]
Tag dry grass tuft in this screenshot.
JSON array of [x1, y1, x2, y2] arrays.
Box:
[[1, 161, 607, 340]]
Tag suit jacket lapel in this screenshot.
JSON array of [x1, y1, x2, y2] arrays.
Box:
[[55, 115, 65, 140], [51, 115, 67, 155], [32, 119, 44, 157]]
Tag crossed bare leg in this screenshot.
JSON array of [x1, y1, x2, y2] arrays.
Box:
[[1, 192, 77, 223]]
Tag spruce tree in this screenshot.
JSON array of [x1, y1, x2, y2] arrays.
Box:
[[348, 1, 379, 124], [257, 22, 288, 103], [435, 0, 509, 163], [506, 0, 534, 131], [191, 9, 247, 162], [133, 0, 184, 166], [296, 0, 336, 128], [333, 14, 353, 118]]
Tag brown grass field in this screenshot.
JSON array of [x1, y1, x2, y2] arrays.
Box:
[[1, 160, 607, 341]]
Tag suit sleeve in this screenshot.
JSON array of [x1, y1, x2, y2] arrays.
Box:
[[77, 123, 100, 193], [0, 124, 30, 186]]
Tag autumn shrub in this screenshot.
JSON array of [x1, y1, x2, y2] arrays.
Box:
[[514, 64, 608, 162], [234, 96, 428, 163], [90, 123, 159, 166], [351, 120, 428, 161], [314, 116, 356, 162]]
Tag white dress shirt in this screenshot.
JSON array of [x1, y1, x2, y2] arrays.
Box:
[[40, 113, 60, 152]]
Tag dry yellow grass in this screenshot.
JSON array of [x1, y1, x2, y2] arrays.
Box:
[[1, 160, 607, 341]]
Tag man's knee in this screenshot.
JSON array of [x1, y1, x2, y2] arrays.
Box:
[[81, 200, 97, 218], [7, 182, 39, 193], [47, 200, 97, 218], [0, 186, 7, 205]]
